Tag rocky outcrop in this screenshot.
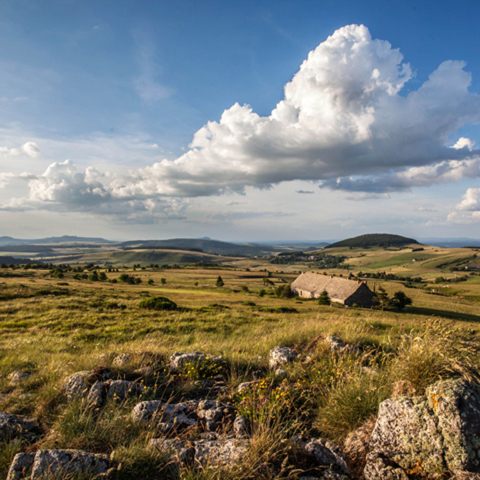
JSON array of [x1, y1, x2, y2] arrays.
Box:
[[0, 412, 38, 443], [196, 400, 235, 432], [364, 378, 480, 479], [112, 353, 132, 367], [326, 337, 361, 355], [269, 346, 298, 370], [132, 400, 199, 433], [169, 352, 222, 371], [293, 435, 350, 477], [64, 371, 144, 406], [7, 449, 112, 480]]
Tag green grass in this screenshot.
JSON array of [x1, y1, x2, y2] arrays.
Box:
[[1, 259, 480, 479]]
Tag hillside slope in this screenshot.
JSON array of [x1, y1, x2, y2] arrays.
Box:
[[326, 233, 420, 249]]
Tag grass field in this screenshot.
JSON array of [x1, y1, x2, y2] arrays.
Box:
[[1, 248, 480, 479]]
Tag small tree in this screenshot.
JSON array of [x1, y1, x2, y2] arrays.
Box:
[[376, 286, 390, 310], [160, 278, 166, 285], [99, 271, 107, 281], [390, 291, 413, 310], [241, 285, 249, 293], [147, 279, 154, 285], [216, 276, 224, 287], [318, 290, 330, 305], [89, 271, 99, 282], [275, 284, 293, 298], [258, 289, 266, 297], [194, 281, 199, 287]]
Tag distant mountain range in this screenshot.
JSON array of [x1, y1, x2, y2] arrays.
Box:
[[0, 235, 113, 246]]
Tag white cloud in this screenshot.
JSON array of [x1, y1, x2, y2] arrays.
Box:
[[456, 188, 480, 211], [0, 141, 40, 158], [21, 141, 40, 157], [2, 24, 480, 221]]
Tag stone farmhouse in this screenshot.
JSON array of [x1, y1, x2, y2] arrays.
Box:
[[291, 272, 375, 307]]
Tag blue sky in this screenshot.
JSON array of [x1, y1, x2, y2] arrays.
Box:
[[1, 0, 480, 241]]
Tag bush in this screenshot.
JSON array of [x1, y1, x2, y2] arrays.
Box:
[[318, 290, 331, 305], [275, 284, 293, 298], [241, 285, 249, 293], [139, 296, 177, 311], [160, 278, 166, 285], [216, 276, 224, 287]]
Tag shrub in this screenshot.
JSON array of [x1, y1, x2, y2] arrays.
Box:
[[318, 290, 331, 305], [139, 296, 177, 311], [216, 276, 224, 287], [241, 285, 250, 293], [275, 284, 293, 298], [160, 278, 166, 285], [147, 279, 154, 285], [258, 289, 266, 297]]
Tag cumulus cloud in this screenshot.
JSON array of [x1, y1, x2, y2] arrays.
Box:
[[112, 24, 480, 197], [456, 188, 480, 211], [2, 24, 480, 219], [0, 141, 40, 158]]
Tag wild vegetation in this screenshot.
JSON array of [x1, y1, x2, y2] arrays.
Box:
[[1, 244, 480, 479]]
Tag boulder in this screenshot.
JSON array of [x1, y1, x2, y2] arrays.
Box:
[[269, 346, 298, 370], [194, 438, 249, 467], [0, 412, 37, 443], [8, 450, 112, 479], [343, 417, 376, 478], [29, 449, 111, 479], [301, 438, 349, 475], [112, 353, 132, 367], [233, 414, 251, 438], [106, 380, 142, 401], [364, 378, 480, 479], [169, 352, 222, 371], [64, 372, 91, 400], [6, 453, 35, 480], [197, 400, 236, 432], [132, 400, 198, 433], [237, 381, 257, 393], [86, 381, 108, 408], [275, 368, 288, 378]]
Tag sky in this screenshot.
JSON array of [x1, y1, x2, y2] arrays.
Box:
[[1, 0, 480, 242]]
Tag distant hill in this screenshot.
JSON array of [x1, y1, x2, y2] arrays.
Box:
[[0, 256, 35, 265], [0, 235, 113, 246], [326, 233, 420, 249], [119, 238, 277, 256]]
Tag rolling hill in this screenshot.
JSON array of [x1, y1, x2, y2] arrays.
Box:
[[119, 238, 277, 256], [325, 233, 420, 249]]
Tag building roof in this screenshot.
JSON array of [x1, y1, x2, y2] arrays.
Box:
[[291, 272, 370, 301]]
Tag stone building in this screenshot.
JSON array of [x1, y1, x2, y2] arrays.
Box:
[[291, 272, 375, 307]]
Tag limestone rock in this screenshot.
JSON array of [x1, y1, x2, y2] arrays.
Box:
[[64, 372, 91, 400], [132, 400, 198, 433], [169, 352, 222, 371], [150, 438, 195, 463], [304, 438, 349, 475], [326, 336, 345, 351], [6, 453, 35, 480], [8, 372, 30, 386], [0, 412, 37, 442], [269, 346, 298, 370], [106, 380, 142, 401], [364, 378, 480, 479], [86, 381, 108, 408], [194, 438, 249, 467], [132, 400, 162, 424], [233, 414, 251, 438], [343, 417, 375, 478], [275, 368, 288, 378], [29, 449, 111, 479], [112, 353, 132, 367], [196, 400, 235, 432]]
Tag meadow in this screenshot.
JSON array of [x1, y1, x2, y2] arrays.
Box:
[[1, 246, 480, 479]]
